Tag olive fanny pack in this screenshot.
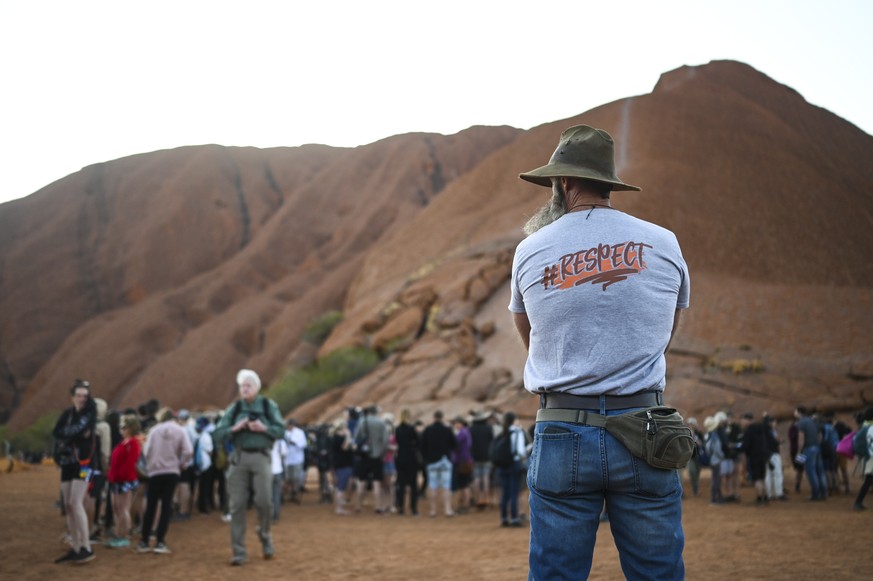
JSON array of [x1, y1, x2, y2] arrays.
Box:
[[535, 406, 695, 470]]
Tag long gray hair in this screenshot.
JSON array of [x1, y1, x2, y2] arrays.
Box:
[[523, 182, 566, 236]]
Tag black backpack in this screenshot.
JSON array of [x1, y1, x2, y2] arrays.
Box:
[[489, 432, 514, 468]]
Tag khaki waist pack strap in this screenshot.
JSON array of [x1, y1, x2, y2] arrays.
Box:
[[535, 408, 608, 427], [536, 406, 694, 470]]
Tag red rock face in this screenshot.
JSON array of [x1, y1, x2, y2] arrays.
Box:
[[2, 60, 872, 431]]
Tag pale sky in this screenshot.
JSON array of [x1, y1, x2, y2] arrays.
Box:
[[1, 0, 871, 205]]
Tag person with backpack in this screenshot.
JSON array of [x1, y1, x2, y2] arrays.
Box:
[[493, 412, 527, 527], [213, 369, 285, 566], [852, 407, 873, 511], [52, 379, 98, 564]]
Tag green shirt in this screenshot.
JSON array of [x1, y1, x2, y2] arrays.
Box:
[[213, 396, 285, 451]]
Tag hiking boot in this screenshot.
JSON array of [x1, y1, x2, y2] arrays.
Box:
[[54, 548, 78, 564], [72, 548, 95, 564], [135, 541, 151, 553], [153, 542, 172, 554]]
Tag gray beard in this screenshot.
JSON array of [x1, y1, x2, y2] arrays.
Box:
[[523, 185, 566, 236]]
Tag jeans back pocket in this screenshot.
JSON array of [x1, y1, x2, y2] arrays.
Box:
[[530, 430, 579, 497]]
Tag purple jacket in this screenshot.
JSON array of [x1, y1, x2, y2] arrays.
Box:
[[452, 426, 473, 464]]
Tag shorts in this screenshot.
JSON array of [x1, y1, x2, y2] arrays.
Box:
[[60, 463, 90, 482], [426, 456, 452, 490], [354, 456, 384, 483], [109, 480, 140, 494], [719, 459, 734, 475], [180, 465, 196, 485], [334, 466, 353, 492], [383, 461, 396, 477]]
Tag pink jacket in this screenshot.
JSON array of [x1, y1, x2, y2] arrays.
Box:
[[143, 421, 193, 476]]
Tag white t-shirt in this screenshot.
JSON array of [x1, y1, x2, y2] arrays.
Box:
[[509, 209, 690, 395], [283, 426, 307, 466], [271, 438, 289, 475]]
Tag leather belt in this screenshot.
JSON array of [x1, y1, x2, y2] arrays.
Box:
[[542, 391, 661, 411]]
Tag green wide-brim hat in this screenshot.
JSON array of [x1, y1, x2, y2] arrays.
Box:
[[519, 124, 641, 191]]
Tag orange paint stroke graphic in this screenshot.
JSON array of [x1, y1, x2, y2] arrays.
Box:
[[542, 241, 652, 291]]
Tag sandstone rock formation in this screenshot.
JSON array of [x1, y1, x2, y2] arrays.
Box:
[[2, 60, 872, 432], [1, 128, 521, 429]]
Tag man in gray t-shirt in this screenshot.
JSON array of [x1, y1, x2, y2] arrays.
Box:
[[794, 406, 827, 500], [512, 125, 689, 581]]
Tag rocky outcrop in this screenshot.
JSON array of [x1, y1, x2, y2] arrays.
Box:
[[1, 127, 521, 429], [3, 60, 872, 431]]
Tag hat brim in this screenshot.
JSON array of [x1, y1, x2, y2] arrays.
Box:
[[519, 163, 641, 192]]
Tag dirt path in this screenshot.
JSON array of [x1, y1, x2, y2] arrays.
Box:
[[0, 462, 870, 580]]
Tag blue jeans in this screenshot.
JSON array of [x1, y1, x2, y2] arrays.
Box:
[[528, 406, 684, 581], [499, 461, 522, 522], [803, 445, 826, 499]]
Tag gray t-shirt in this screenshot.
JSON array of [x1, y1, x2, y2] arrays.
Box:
[[509, 209, 690, 395], [795, 416, 820, 449]]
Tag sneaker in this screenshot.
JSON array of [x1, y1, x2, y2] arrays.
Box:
[[54, 548, 78, 564], [72, 548, 95, 564], [230, 556, 247, 566], [153, 542, 172, 554], [221, 513, 232, 523], [106, 537, 130, 548], [135, 542, 151, 554]]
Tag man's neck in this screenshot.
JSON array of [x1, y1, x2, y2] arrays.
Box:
[[564, 193, 611, 213]]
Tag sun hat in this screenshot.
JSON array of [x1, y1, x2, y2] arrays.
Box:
[[519, 125, 641, 191], [704, 416, 719, 433]]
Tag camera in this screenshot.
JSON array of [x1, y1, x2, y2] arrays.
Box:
[[248, 413, 259, 422]]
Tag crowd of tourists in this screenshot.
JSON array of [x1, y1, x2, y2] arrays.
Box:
[[48, 374, 534, 566], [48, 372, 873, 567], [685, 405, 873, 510]]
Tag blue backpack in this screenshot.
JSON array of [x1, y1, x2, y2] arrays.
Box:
[[821, 423, 839, 459], [852, 425, 871, 460]]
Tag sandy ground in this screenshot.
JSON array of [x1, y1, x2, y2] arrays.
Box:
[[0, 461, 871, 580]]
